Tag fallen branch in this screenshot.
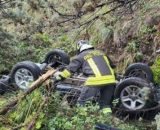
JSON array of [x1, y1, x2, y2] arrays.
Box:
[[52, 0, 115, 20], [56, 0, 138, 26], [0, 68, 57, 115], [78, 0, 138, 27], [54, 0, 116, 25], [78, 3, 123, 28], [50, 5, 75, 17]]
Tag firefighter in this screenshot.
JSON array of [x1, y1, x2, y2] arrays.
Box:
[[54, 40, 116, 114]]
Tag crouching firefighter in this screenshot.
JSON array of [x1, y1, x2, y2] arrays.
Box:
[[54, 40, 116, 114]]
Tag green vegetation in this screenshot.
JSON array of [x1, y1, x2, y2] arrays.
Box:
[[0, 0, 160, 129], [151, 56, 160, 84], [0, 90, 154, 130]]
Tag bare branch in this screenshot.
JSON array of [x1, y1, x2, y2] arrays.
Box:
[[0, 0, 15, 7], [49, 5, 75, 17], [51, 0, 116, 22], [56, 0, 138, 27]]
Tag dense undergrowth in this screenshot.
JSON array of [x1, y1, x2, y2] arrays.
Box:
[[151, 55, 160, 84], [0, 89, 156, 130], [0, 0, 160, 129]]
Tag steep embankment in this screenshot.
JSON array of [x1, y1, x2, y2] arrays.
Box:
[[0, 0, 160, 129], [0, 0, 159, 75]]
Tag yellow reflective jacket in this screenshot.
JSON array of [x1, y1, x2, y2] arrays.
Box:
[[60, 49, 116, 86]]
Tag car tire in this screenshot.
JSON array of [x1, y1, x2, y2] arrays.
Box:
[[114, 77, 155, 111], [0, 78, 7, 95], [44, 49, 70, 67], [124, 63, 154, 82], [21, 61, 42, 75], [0, 75, 11, 94], [0, 83, 6, 95], [10, 61, 41, 90]]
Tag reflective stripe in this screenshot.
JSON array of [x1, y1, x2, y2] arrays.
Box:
[[87, 58, 101, 76], [60, 69, 71, 78], [93, 56, 111, 75], [85, 75, 116, 86], [102, 107, 112, 114], [103, 56, 114, 75]]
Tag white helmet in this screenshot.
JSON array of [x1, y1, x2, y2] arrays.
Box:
[[77, 40, 93, 52]]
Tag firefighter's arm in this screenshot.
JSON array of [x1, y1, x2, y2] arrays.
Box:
[[55, 56, 82, 80], [60, 69, 71, 79]]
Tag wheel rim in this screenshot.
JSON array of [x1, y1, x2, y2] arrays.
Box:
[[120, 85, 146, 110], [14, 68, 34, 90], [128, 69, 148, 80], [48, 54, 62, 64]]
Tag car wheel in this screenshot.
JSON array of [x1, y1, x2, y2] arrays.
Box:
[[0, 83, 6, 95], [44, 49, 70, 67], [0, 75, 12, 94], [114, 77, 155, 111], [124, 63, 154, 82], [10, 61, 41, 90]]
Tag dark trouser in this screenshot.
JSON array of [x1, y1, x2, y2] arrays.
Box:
[[77, 84, 115, 109]]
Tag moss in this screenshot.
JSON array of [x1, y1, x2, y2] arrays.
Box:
[[32, 33, 53, 45], [135, 52, 144, 62], [151, 55, 160, 84], [139, 24, 156, 36]]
